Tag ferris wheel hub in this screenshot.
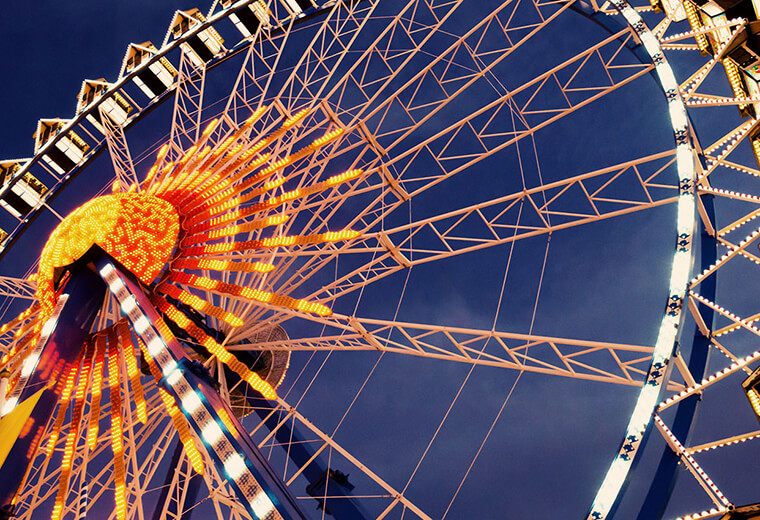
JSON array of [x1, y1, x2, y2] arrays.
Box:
[[36, 193, 180, 319]]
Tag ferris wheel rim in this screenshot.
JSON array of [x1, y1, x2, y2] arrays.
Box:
[[0, 1, 713, 519]]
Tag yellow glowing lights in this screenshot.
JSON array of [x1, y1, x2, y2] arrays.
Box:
[[182, 230, 360, 257], [37, 193, 180, 316], [683, 0, 709, 55], [167, 272, 332, 316], [107, 332, 127, 520], [51, 343, 90, 520], [46, 363, 78, 457], [157, 283, 245, 327], [723, 58, 748, 111], [748, 388, 760, 417], [752, 136, 760, 167], [184, 214, 290, 246], [172, 258, 275, 274], [0, 106, 365, 506], [152, 295, 277, 400], [119, 321, 147, 424]]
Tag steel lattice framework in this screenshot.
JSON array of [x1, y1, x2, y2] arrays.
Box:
[[3, 0, 760, 519]]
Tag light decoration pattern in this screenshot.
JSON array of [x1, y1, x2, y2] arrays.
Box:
[[45, 363, 79, 457], [107, 328, 128, 520], [51, 342, 93, 520], [652, 415, 731, 509], [0, 101, 362, 516], [722, 58, 749, 112], [656, 292, 760, 411], [683, 0, 710, 54], [586, 0, 697, 518], [688, 430, 760, 454], [674, 509, 728, 520]]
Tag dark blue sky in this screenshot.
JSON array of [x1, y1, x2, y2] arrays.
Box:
[[0, 2, 741, 519]]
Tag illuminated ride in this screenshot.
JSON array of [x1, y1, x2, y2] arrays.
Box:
[[0, 0, 759, 518]]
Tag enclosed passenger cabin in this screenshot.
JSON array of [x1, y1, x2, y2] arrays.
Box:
[[77, 79, 133, 135], [122, 42, 178, 100], [0, 160, 46, 220], [167, 9, 225, 70], [282, 0, 313, 17], [221, 0, 271, 38], [33, 120, 89, 176]]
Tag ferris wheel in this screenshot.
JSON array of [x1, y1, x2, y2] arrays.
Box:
[[0, 0, 758, 518]]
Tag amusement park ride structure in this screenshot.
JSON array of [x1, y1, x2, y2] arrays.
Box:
[[4, 0, 760, 518]]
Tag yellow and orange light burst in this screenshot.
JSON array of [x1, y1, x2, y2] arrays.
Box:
[[151, 294, 277, 400], [0, 106, 367, 501], [36, 193, 180, 318]]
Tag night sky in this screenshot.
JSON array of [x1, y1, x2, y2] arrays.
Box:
[[0, 1, 750, 519]]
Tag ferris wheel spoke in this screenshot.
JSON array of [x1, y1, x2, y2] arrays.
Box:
[[100, 105, 140, 190], [218, 0, 382, 130], [251, 396, 435, 520], [651, 415, 732, 513], [230, 314, 654, 386], [313, 0, 575, 129], [257, 144, 677, 306], [0, 276, 37, 300], [268, 4, 649, 235], [266, 0, 385, 109], [168, 51, 209, 161], [255, 54, 659, 281], [300, 195, 675, 306]]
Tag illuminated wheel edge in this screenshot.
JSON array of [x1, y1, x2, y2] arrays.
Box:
[[586, 2, 699, 518]]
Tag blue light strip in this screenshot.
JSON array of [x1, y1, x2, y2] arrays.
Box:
[[586, 2, 698, 519]]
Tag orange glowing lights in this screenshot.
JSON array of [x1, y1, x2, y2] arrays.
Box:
[[51, 342, 93, 520], [107, 332, 127, 520], [37, 193, 180, 316], [152, 295, 277, 400], [172, 258, 275, 274], [167, 272, 332, 316], [46, 363, 78, 457], [0, 104, 366, 505], [157, 282, 245, 327], [181, 230, 360, 257]]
